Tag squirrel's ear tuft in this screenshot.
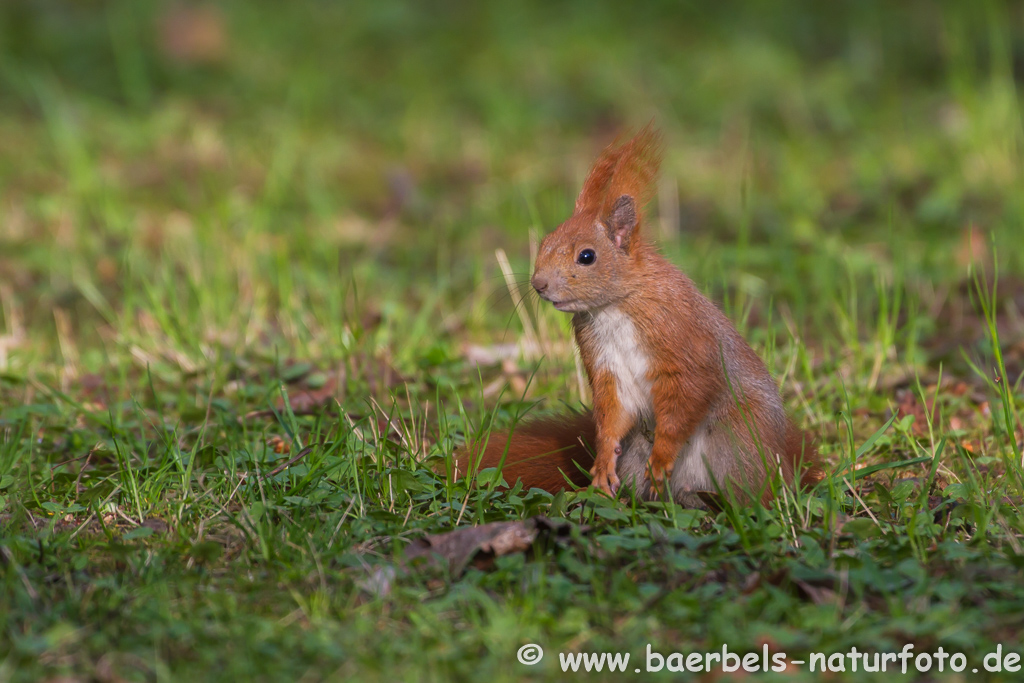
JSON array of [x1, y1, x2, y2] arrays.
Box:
[[605, 195, 637, 250], [576, 146, 623, 214], [575, 122, 663, 236]]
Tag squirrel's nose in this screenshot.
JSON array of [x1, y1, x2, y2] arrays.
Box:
[[531, 274, 549, 294]]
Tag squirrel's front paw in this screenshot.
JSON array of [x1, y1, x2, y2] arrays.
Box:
[[646, 460, 675, 498], [589, 467, 620, 497]]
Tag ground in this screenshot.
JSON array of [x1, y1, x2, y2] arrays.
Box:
[[2, 1, 1024, 681]]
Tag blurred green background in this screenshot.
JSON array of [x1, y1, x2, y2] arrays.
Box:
[[2, 0, 1022, 378]]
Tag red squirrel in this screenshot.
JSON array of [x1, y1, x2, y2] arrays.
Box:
[[460, 125, 818, 506]]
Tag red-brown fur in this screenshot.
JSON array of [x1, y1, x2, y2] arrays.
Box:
[[459, 125, 820, 505], [455, 414, 596, 491]]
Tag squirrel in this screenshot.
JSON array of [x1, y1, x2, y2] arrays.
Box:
[[457, 125, 819, 507]]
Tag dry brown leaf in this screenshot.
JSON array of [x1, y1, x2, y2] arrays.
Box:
[[793, 579, 839, 606], [266, 435, 290, 454], [405, 516, 576, 576], [894, 389, 936, 436], [276, 370, 343, 412], [406, 520, 537, 575], [158, 5, 228, 65]]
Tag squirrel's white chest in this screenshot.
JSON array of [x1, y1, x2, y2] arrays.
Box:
[[586, 307, 653, 418]]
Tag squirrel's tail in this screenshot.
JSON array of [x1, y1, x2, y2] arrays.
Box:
[[786, 421, 824, 490], [453, 413, 596, 492]]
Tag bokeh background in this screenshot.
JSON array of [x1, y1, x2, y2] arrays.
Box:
[[2, 1, 1022, 383]]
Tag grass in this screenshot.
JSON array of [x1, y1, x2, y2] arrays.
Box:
[[3, 0, 1024, 680]]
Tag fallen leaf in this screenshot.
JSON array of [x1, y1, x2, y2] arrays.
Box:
[[741, 571, 762, 594], [763, 568, 839, 605], [266, 435, 290, 454], [142, 517, 170, 534], [894, 389, 936, 436], [405, 516, 576, 576], [275, 369, 343, 412], [793, 579, 839, 606], [406, 520, 537, 575], [157, 5, 228, 65]]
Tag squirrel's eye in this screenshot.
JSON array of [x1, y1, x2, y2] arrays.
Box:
[[576, 248, 596, 266]]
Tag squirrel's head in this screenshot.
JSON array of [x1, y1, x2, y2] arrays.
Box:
[[531, 125, 662, 312]]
